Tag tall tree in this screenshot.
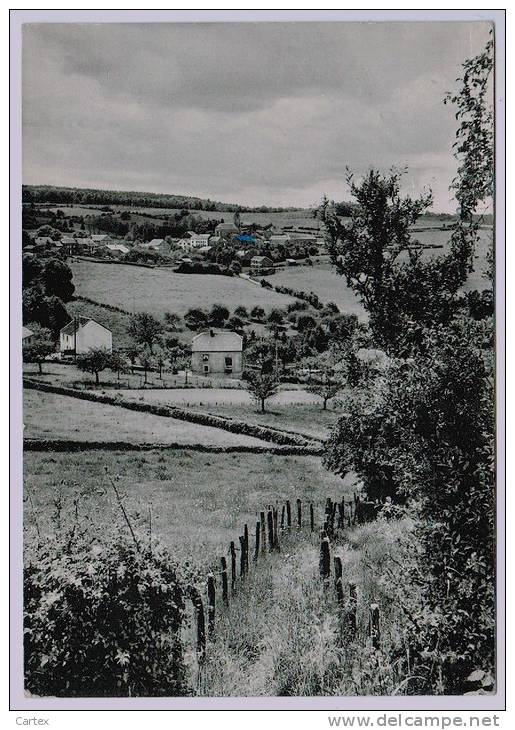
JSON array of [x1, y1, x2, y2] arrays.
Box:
[[128, 312, 163, 351], [22, 324, 54, 374], [320, 169, 479, 356], [244, 369, 280, 413], [76, 348, 114, 385], [41, 259, 75, 302]]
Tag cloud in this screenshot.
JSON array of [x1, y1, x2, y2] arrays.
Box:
[[22, 21, 492, 211]]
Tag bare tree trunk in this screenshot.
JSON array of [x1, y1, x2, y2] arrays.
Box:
[[261, 398, 265, 413], [38, 362, 43, 374], [95, 371, 99, 385]]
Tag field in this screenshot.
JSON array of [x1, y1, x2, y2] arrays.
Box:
[[265, 265, 367, 320], [24, 449, 354, 567], [119, 387, 342, 440], [264, 227, 493, 311], [23, 389, 270, 448], [69, 260, 295, 317]]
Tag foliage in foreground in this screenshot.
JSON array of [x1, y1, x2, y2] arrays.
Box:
[[24, 524, 188, 697], [325, 318, 495, 692]]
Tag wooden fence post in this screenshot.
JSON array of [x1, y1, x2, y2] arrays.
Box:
[[207, 573, 216, 637], [189, 586, 206, 662], [334, 556, 344, 606], [281, 504, 285, 530], [273, 506, 280, 551], [267, 510, 274, 553], [310, 503, 315, 532], [319, 536, 330, 581], [230, 541, 236, 591], [243, 523, 249, 572], [297, 498, 302, 529], [348, 582, 357, 637], [239, 535, 246, 577], [325, 498, 333, 536], [369, 603, 380, 649], [286, 500, 292, 529], [254, 520, 260, 560], [220, 557, 228, 605], [260, 511, 266, 553], [338, 499, 345, 529]]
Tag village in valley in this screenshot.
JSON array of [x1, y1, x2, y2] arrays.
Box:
[[20, 19, 496, 702]]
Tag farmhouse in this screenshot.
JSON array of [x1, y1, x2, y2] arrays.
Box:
[[215, 222, 239, 239], [75, 238, 96, 253], [59, 316, 112, 355], [107, 242, 130, 254], [191, 330, 243, 378], [60, 235, 78, 254], [91, 235, 111, 243], [251, 255, 274, 274], [177, 232, 211, 250], [270, 234, 291, 245], [22, 326, 34, 345]]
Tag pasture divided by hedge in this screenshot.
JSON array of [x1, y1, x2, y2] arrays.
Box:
[[23, 378, 322, 449]]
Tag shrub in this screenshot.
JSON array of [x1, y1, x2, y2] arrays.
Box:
[[24, 527, 188, 697]]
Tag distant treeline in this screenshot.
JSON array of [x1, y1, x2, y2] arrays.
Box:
[[22, 185, 305, 214]]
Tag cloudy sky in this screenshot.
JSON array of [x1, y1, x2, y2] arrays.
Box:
[[22, 21, 491, 211]]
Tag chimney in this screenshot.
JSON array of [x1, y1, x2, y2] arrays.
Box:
[[210, 329, 215, 337]]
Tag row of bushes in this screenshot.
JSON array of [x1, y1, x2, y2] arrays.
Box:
[[174, 261, 233, 276], [24, 438, 323, 456], [271, 283, 325, 310], [23, 379, 321, 448]]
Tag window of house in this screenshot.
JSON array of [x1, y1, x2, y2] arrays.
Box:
[[225, 356, 233, 371], [203, 354, 209, 362], [203, 364, 210, 374]]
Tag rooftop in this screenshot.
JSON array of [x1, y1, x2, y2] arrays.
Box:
[[192, 330, 243, 353], [60, 316, 110, 335]]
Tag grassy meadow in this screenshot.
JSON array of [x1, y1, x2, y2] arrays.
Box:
[[23, 389, 270, 447], [24, 448, 354, 567], [119, 388, 342, 440], [265, 265, 368, 320], [69, 260, 296, 318]]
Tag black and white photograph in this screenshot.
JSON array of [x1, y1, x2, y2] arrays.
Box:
[[15, 13, 502, 705]]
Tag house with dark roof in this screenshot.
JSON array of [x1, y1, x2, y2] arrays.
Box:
[[59, 316, 112, 355], [22, 326, 35, 345], [191, 330, 243, 378], [215, 222, 239, 239]]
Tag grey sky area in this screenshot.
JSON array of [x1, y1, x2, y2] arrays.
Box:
[[22, 21, 492, 211]]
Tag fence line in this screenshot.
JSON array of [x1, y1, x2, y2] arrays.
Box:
[[186, 492, 386, 665]]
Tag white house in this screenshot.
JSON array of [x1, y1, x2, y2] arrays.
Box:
[[107, 242, 130, 254], [270, 234, 291, 245], [22, 326, 34, 345], [59, 317, 112, 355], [176, 232, 211, 250], [191, 330, 243, 377]]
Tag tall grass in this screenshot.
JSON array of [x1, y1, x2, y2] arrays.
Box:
[[197, 517, 420, 696]]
